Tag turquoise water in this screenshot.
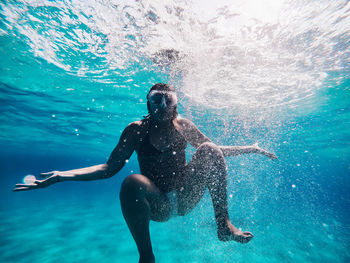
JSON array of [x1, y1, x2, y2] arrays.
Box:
[[1, 1, 349, 262]]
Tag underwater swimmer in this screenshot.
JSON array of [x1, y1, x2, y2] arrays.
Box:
[[14, 83, 276, 263]]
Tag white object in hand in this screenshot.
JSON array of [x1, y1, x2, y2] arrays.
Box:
[[23, 175, 36, 184]]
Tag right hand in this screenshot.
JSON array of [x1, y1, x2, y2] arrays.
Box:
[[252, 143, 277, 160], [13, 171, 60, 192]]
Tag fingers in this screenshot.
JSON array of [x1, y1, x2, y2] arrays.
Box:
[[13, 181, 41, 192], [268, 153, 277, 159], [13, 187, 32, 192], [14, 173, 53, 192], [262, 151, 277, 159], [15, 183, 37, 187], [256, 145, 277, 160], [243, 231, 254, 237]]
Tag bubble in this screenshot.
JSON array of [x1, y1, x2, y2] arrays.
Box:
[[23, 175, 36, 184]]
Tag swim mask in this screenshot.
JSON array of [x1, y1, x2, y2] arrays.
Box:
[[148, 90, 178, 107]]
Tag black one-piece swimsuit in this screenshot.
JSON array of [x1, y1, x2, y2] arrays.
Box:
[[136, 124, 187, 193]]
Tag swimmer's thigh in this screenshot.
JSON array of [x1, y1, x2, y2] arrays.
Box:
[[120, 174, 172, 222], [176, 154, 207, 216]]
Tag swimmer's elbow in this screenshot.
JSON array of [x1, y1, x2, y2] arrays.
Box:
[[103, 168, 116, 179], [102, 170, 115, 179], [102, 163, 122, 179]]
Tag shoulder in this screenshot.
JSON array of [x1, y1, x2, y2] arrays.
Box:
[[122, 119, 149, 138], [175, 117, 210, 147], [125, 120, 142, 130], [174, 117, 199, 138], [175, 117, 197, 130], [125, 119, 149, 130]]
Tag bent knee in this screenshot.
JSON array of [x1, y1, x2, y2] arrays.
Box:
[[120, 174, 149, 199], [121, 174, 149, 187], [197, 142, 223, 157]]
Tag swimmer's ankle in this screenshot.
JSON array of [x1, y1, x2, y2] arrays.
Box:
[[215, 211, 230, 228], [216, 216, 231, 230]]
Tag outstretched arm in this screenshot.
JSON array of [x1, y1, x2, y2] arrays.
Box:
[[176, 118, 211, 148], [177, 118, 276, 159], [13, 122, 139, 191]]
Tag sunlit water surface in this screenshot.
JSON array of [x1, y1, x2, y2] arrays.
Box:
[[0, 0, 349, 262]]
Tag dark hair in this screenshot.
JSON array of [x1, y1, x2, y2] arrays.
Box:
[[145, 83, 178, 119]]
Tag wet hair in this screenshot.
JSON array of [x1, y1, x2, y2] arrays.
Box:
[[145, 83, 178, 119]]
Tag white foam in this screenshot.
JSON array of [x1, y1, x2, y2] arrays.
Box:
[[1, 0, 349, 113]]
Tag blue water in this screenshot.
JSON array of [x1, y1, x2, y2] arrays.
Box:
[[1, 1, 349, 262]]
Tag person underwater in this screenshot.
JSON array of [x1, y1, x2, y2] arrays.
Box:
[[14, 83, 277, 263]]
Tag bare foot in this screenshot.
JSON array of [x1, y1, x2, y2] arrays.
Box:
[[217, 222, 254, 243]]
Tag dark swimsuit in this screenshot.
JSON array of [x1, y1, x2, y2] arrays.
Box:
[[136, 120, 187, 193]]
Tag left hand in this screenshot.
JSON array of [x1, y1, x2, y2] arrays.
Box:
[[252, 143, 277, 159]]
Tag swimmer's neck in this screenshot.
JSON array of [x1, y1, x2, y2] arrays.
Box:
[[149, 117, 175, 129]]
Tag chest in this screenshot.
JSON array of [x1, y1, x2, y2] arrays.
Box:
[[149, 127, 185, 152]]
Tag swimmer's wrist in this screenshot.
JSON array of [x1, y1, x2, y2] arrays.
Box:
[[55, 173, 61, 183], [251, 145, 259, 153]]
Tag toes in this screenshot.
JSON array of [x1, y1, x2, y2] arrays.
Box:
[[242, 232, 254, 243], [234, 233, 251, 243], [243, 231, 254, 237], [218, 229, 254, 243]]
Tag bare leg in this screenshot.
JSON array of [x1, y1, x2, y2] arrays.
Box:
[[120, 174, 171, 263], [177, 142, 253, 243]]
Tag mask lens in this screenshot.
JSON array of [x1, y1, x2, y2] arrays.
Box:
[[149, 93, 163, 104], [149, 91, 177, 106]]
